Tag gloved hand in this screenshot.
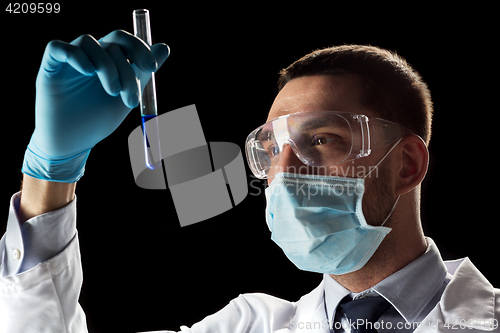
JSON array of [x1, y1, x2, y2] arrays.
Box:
[[22, 30, 170, 183]]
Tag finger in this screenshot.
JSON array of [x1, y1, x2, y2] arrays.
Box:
[[42, 40, 96, 76], [104, 43, 140, 108], [134, 43, 171, 92], [100, 30, 157, 72], [71, 34, 121, 96]]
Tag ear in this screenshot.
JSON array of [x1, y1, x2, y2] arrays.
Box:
[[395, 135, 429, 195]]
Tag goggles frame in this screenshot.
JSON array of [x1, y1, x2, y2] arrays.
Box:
[[245, 111, 412, 179]]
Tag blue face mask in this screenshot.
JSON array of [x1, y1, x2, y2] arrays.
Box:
[[264, 142, 401, 275]]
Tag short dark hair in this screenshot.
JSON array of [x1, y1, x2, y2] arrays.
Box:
[[278, 45, 433, 145]]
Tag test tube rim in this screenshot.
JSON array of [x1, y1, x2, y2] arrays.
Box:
[[133, 8, 149, 15]]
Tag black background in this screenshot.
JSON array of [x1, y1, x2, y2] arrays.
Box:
[[1, 3, 497, 332]]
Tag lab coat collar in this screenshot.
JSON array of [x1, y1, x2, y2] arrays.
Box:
[[277, 257, 498, 333], [415, 257, 498, 332], [275, 281, 330, 333]]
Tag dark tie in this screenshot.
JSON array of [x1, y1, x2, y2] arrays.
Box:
[[338, 295, 392, 333]]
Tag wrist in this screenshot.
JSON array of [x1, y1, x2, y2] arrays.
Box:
[[22, 140, 91, 183], [18, 174, 76, 223]]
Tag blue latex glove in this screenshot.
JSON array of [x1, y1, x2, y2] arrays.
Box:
[[22, 30, 170, 183]]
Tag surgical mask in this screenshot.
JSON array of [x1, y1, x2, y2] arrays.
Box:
[[264, 140, 401, 275]]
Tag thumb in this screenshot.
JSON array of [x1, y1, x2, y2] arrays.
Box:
[[151, 43, 170, 72]]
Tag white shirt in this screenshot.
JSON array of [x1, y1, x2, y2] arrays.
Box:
[[1, 191, 499, 333]]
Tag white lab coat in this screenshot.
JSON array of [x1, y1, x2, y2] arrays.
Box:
[[1, 230, 499, 333]]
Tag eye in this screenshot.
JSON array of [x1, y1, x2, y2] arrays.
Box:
[[256, 140, 279, 157], [311, 134, 340, 146], [267, 144, 279, 156]]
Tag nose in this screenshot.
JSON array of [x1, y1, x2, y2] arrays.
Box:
[[279, 144, 306, 170], [267, 144, 308, 184]]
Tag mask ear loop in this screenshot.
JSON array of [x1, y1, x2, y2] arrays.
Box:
[[362, 138, 403, 227], [380, 195, 400, 226]]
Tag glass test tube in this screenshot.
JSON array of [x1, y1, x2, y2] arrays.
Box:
[[133, 9, 162, 170]]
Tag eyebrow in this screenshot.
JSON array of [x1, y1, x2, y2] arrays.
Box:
[[298, 117, 350, 132]]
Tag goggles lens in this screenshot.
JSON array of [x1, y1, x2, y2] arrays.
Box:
[[245, 111, 408, 179]]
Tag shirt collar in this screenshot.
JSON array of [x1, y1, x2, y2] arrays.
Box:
[[323, 270, 351, 323], [323, 237, 448, 324]]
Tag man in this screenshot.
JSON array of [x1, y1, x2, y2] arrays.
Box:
[[0, 30, 498, 333]]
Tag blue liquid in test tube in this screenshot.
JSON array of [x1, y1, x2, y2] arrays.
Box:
[[133, 9, 162, 170]]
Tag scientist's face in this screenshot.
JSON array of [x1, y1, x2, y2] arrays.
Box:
[[266, 74, 397, 227]]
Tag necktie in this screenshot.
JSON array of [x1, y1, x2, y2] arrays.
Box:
[[338, 295, 392, 333]]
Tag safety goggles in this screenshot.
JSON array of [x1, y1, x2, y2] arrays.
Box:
[[245, 111, 411, 179]]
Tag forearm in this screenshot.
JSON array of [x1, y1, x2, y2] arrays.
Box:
[[18, 174, 76, 224]]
